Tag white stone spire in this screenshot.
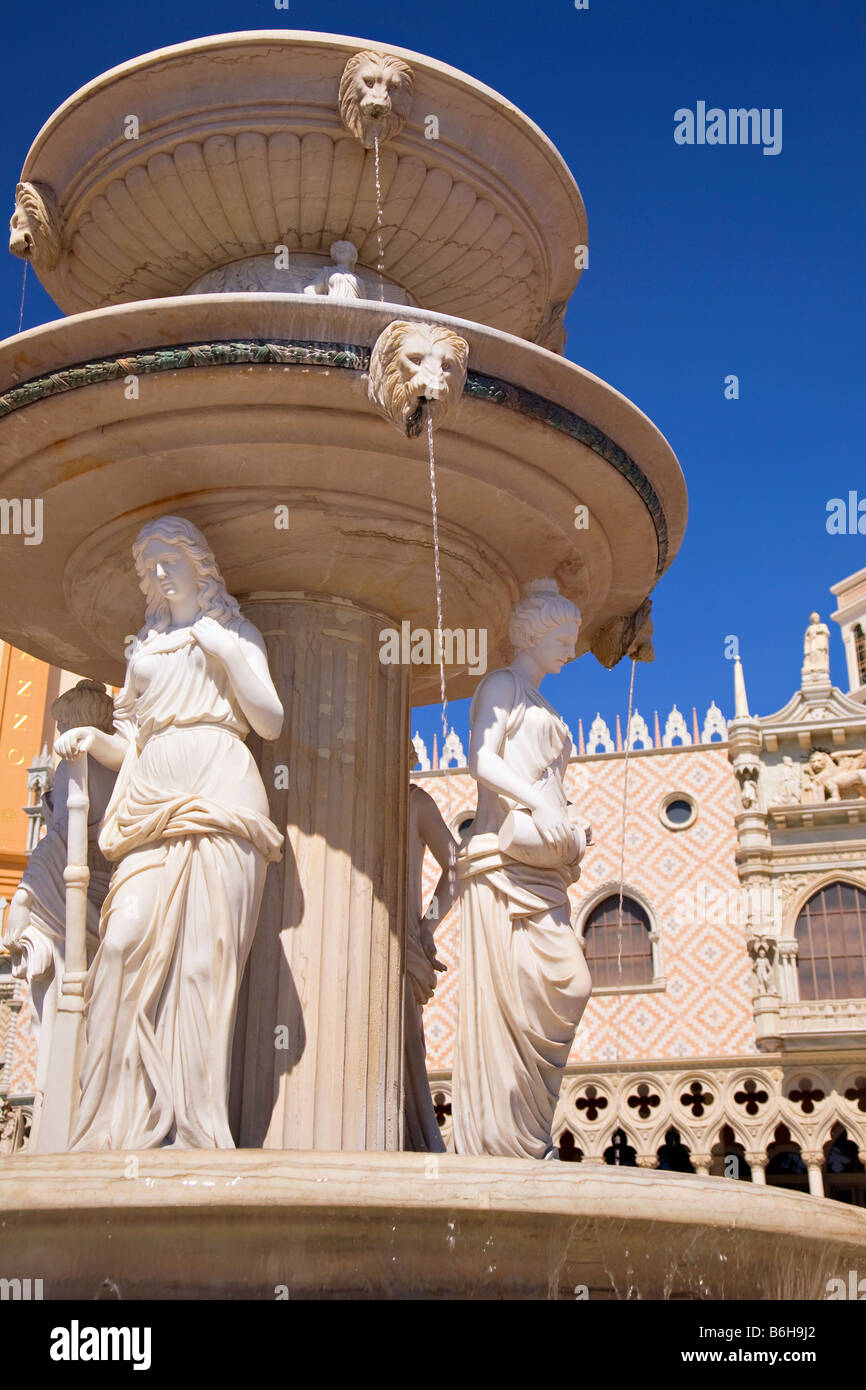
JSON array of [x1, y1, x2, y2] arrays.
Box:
[[733, 654, 750, 718]]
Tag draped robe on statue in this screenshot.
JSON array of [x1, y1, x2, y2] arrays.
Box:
[[71, 626, 283, 1151], [10, 756, 115, 1106], [452, 670, 590, 1159], [403, 783, 446, 1153]]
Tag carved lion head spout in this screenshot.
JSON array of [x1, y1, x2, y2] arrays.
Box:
[[589, 598, 655, 668], [368, 320, 469, 438], [9, 181, 62, 269], [339, 50, 415, 148]]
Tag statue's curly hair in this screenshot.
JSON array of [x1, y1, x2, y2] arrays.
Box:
[[51, 679, 115, 733], [132, 516, 241, 640], [508, 578, 581, 653]]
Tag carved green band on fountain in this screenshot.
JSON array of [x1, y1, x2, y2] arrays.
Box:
[[0, 338, 669, 574]]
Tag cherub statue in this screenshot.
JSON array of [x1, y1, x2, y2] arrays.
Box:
[[5, 680, 117, 1130], [303, 240, 363, 299], [404, 738, 459, 1151]]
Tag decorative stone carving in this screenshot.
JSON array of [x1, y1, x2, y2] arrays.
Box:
[[452, 578, 590, 1158], [663, 704, 691, 748], [441, 728, 466, 768], [405, 740, 458, 1152], [802, 611, 830, 681], [735, 764, 760, 811], [186, 249, 409, 302], [338, 50, 415, 148], [24, 744, 54, 853], [56, 516, 284, 1151], [533, 300, 567, 354], [0, 1099, 19, 1154], [411, 731, 430, 771], [778, 874, 814, 916], [9, 181, 62, 270], [627, 712, 652, 749], [806, 749, 866, 801], [588, 598, 654, 669], [748, 937, 777, 997], [701, 701, 727, 743], [5, 680, 116, 1139], [770, 755, 802, 806], [367, 319, 469, 438], [302, 240, 363, 299], [586, 714, 614, 754]]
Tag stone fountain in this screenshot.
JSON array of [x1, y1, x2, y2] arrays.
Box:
[[1, 31, 864, 1298]]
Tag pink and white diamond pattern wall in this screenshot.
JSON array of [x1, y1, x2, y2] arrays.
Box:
[[418, 744, 757, 1070]]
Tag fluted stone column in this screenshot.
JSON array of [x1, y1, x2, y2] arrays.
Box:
[[232, 595, 410, 1151]]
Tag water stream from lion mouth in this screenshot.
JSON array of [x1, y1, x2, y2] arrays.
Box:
[[427, 413, 457, 887], [373, 137, 385, 303]]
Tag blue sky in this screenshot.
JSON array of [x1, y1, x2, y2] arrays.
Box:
[[1, 0, 863, 750]]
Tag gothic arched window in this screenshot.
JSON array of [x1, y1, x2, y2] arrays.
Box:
[[583, 895, 653, 987], [795, 882, 866, 1000]]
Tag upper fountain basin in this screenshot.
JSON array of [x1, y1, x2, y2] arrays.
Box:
[[12, 30, 587, 346], [0, 295, 685, 702]]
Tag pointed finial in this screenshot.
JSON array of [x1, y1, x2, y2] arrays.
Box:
[[733, 654, 750, 718]]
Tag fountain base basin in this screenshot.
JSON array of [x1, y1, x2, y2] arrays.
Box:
[[2, 1150, 865, 1299]]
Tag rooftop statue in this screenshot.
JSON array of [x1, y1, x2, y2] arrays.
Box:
[[802, 611, 830, 680]]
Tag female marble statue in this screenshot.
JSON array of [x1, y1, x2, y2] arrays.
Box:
[[452, 578, 591, 1159], [55, 516, 284, 1150]]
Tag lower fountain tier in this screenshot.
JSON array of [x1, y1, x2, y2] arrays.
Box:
[[2, 1150, 864, 1299], [0, 295, 685, 703]]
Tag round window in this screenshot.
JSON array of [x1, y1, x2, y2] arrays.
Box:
[[660, 793, 697, 831]]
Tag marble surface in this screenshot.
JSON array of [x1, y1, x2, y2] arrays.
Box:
[[0, 296, 686, 705], [1, 1149, 864, 1299], [12, 30, 588, 343]]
